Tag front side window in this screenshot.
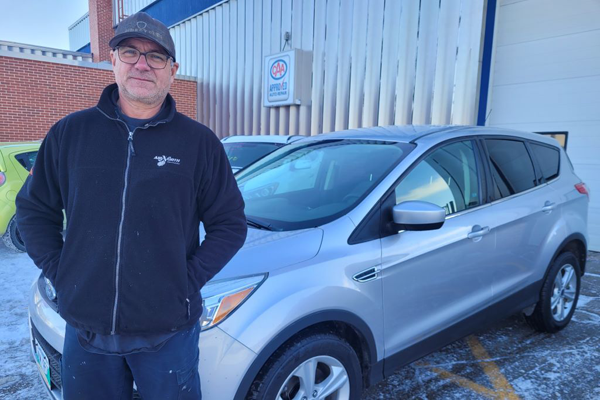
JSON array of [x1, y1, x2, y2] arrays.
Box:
[[236, 139, 414, 230], [395, 141, 480, 215], [485, 139, 536, 198]]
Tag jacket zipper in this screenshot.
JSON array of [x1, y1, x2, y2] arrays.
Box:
[[111, 130, 134, 334], [96, 107, 167, 335]]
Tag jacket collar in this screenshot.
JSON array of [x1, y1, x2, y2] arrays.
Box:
[[96, 83, 176, 124]]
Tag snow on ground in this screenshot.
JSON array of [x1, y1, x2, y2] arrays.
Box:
[[0, 245, 46, 399], [1, 243, 599, 399]]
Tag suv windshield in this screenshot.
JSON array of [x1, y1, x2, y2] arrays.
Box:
[[236, 139, 414, 230], [223, 142, 285, 170]]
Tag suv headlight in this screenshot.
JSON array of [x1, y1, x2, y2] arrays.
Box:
[[200, 274, 266, 331], [45, 277, 57, 301]]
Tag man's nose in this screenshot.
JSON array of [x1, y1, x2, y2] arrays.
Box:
[[134, 54, 152, 70]]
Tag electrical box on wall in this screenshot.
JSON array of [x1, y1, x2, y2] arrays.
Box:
[[263, 49, 312, 108]]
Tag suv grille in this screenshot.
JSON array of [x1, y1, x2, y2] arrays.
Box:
[[31, 321, 63, 391], [30, 320, 143, 399]]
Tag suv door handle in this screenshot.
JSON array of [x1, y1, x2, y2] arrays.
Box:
[[467, 225, 490, 239], [542, 201, 556, 213]]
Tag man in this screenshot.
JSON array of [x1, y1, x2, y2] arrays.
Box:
[[16, 12, 247, 400]]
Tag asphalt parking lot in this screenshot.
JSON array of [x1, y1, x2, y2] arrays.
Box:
[[1, 246, 599, 399], [362, 253, 600, 400]]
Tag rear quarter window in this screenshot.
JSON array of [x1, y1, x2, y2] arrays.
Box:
[[530, 143, 560, 181], [13, 151, 38, 172]]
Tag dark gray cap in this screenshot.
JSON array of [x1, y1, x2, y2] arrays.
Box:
[[109, 12, 176, 62]]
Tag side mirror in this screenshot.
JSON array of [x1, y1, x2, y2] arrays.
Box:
[[392, 201, 446, 231]]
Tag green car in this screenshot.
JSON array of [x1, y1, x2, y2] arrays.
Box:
[[0, 141, 41, 251]]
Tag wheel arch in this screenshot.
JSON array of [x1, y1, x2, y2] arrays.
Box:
[[233, 310, 381, 400], [547, 233, 587, 279]]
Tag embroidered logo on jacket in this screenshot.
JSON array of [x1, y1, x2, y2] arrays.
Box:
[[154, 155, 181, 167]]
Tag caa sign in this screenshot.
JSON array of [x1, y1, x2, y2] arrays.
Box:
[[266, 54, 291, 103]]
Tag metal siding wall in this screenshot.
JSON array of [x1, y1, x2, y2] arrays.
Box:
[[279, 0, 293, 135], [252, 0, 263, 135], [244, 0, 254, 134], [321, 0, 340, 134], [169, 0, 486, 137], [68, 14, 91, 52], [378, 0, 402, 127], [348, 0, 368, 129], [298, 0, 315, 136], [334, 0, 353, 132], [412, 0, 440, 125], [310, 0, 327, 135], [362, 0, 385, 128]]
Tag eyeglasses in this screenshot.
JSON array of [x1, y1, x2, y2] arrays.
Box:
[[115, 46, 171, 69]]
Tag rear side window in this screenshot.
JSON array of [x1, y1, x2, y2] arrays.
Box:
[[530, 143, 560, 181], [485, 139, 536, 198], [14, 151, 38, 172]]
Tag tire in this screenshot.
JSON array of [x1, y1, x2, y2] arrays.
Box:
[[2, 216, 26, 252], [247, 333, 363, 400], [525, 252, 581, 333]]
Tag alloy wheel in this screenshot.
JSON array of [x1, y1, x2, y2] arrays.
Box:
[[277, 355, 350, 400], [550, 264, 577, 321]]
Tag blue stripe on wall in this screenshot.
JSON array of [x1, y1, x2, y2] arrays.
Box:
[[477, 0, 497, 126], [140, 0, 221, 28]]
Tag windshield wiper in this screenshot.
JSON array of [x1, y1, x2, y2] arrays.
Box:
[[247, 218, 273, 231]]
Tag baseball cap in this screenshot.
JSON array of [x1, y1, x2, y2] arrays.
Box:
[[109, 12, 176, 62]]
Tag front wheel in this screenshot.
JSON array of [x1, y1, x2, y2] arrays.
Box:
[[525, 252, 581, 333], [248, 333, 362, 400]]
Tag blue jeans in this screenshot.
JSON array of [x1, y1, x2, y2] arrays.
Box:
[[61, 322, 201, 400]]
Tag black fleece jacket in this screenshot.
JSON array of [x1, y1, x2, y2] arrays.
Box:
[[16, 84, 247, 335]]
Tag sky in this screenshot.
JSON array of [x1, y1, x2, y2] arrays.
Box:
[[0, 0, 89, 50]]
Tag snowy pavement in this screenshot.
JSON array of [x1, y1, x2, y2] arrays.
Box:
[[1, 245, 599, 399]]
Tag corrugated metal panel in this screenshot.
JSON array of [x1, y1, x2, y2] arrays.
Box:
[[169, 0, 486, 137], [348, 0, 368, 129], [125, 0, 156, 18], [251, 0, 264, 135], [115, 0, 157, 25], [68, 13, 90, 52]]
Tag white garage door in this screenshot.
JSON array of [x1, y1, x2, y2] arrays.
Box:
[[486, 0, 600, 251]]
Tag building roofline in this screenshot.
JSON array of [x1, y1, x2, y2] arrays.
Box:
[[68, 12, 90, 30]]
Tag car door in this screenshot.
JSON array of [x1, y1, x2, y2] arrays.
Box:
[[480, 138, 563, 301], [380, 139, 496, 357]]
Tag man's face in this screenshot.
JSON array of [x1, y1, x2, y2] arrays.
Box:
[[110, 37, 179, 106]]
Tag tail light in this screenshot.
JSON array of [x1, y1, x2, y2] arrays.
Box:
[[575, 182, 589, 199], [0, 172, 6, 186]]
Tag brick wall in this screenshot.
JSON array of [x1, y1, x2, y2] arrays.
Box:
[[0, 56, 197, 142], [89, 0, 114, 62]]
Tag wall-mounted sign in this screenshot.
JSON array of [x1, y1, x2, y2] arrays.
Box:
[[264, 49, 312, 108]]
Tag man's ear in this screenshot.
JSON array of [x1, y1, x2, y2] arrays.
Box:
[[110, 50, 117, 68], [170, 62, 180, 81]]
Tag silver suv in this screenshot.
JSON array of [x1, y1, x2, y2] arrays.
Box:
[[29, 125, 589, 400]]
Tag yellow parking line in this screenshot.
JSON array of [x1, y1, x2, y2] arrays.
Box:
[[466, 335, 520, 400], [417, 335, 520, 400], [429, 366, 500, 399]]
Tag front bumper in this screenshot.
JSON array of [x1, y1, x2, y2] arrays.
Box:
[[28, 281, 258, 400]]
